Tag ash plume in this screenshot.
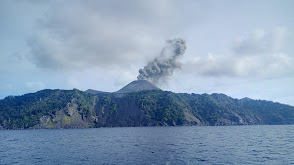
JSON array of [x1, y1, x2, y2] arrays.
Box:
[[137, 38, 186, 84]]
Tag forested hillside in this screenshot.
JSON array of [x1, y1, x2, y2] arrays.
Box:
[[1, 89, 294, 129]]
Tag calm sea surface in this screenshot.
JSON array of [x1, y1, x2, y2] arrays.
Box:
[[1, 125, 294, 165]]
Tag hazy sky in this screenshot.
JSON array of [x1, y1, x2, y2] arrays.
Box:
[[1, 0, 294, 105]]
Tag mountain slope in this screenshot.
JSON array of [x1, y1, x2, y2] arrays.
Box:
[[85, 89, 109, 95], [0, 89, 294, 129], [116, 80, 161, 93]]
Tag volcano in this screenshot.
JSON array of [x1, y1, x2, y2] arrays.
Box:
[[116, 80, 161, 93]]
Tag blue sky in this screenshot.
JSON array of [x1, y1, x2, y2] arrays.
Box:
[[1, 0, 294, 105]]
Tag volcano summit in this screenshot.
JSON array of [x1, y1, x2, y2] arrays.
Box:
[[116, 80, 161, 93]]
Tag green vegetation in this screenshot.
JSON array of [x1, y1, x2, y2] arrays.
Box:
[[126, 90, 187, 125], [1, 89, 294, 129], [0, 89, 94, 129], [47, 121, 56, 127], [109, 103, 117, 115], [63, 115, 73, 124]]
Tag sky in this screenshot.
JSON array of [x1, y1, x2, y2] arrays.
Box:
[[0, 0, 294, 105]]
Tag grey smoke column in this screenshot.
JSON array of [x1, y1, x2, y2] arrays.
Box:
[[137, 38, 186, 84]]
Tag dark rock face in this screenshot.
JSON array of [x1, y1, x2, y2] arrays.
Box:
[[116, 80, 161, 93], [34, 99, 91, 129]]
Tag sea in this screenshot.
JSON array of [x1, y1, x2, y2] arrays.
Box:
[[1, 125, 294, 165]]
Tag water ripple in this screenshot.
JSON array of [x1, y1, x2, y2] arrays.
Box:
[[0, 125, 294, 164]]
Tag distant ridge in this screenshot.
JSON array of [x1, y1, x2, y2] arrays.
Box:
[[85, 89, 109, 95], [116, 80, 161, 93]]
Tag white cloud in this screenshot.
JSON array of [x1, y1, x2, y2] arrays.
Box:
[[184, 52, 294, 78], [1, 0, 294, 105], [27, 0, 181, 71], [233, 27, 289, 55], [184, 28, 294, 78]]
